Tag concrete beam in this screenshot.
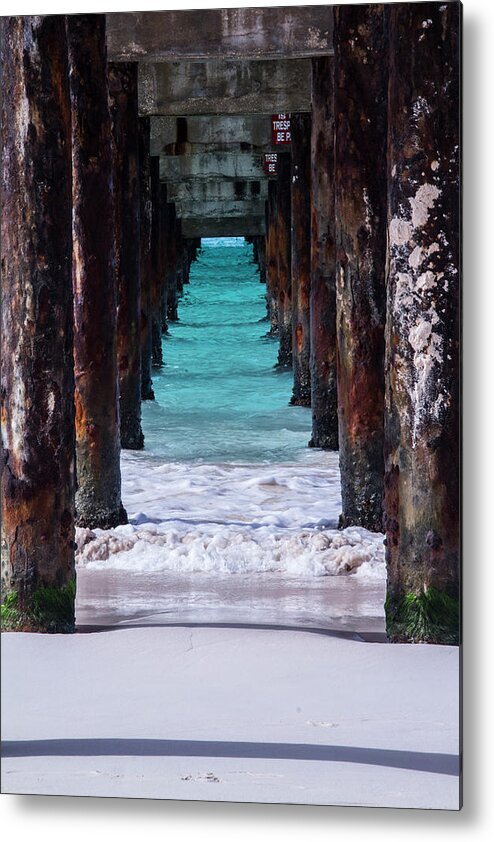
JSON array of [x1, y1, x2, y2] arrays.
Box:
[[182, 217, 266, 238], [139, 60, 311, 116], [176, 199, 266, 219], [107, 7, 333, 62], [150, 115, 273, 156], [160, 153, 265, 183], [167, 180, 268, 203]]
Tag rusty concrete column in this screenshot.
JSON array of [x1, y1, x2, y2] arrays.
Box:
[[151, 184, 167, 367], [182, 238, 191, 285], [159, 186, 171, 336], [309, 56, 338, 450], [257, 235, 267, 284], [1, 16, 76, 631], [67, 14, 127, 529], [139, 117, 155, 400], [175, 217, 184, 299], [166, 201, 179, 323], [334, 6, 387, 532], [384, 3, 460, 643], [150, 158, 164, 365], [266, 181, 279, 332], [276, 152, 292, 368], [108, 62, 144, 450], [290, 113, 312, 406]]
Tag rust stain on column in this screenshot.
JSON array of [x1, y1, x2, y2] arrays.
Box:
[[166, 201, 179, 323], [68, 14, 127, 528], [309, 57, 338, 449], [257, 235, 267, 284], [1, 15, 76, 624], [159, 186, 171, 336], [150, 158, 164, 366], [266, 181, 279, 333], [290, 113, 311, 406], [175, 217, 185, 299], [109, 62, 144, 450], [384, 3, 460, 643], [276, 152, 292, 368], [139, 117, 155, 400], [334, 6, 387, 532]]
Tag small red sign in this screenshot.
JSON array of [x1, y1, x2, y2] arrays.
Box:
[[271, 113, 291, 145], [263, 153, 278, 175]]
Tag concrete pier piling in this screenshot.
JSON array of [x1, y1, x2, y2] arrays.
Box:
[[383, 3, 460, 644], [290, 113, 312, 406], [166, 201, 179, 324], [266, 180, 280, 334], [150, 157, 165, 365], [334, 5, 387, 532], [139, 117, 155, 401], [309, 57, 338, 450], [256, 236, 267, 284], [1, 15, 76, 630], [159, 190, 174, 337], [108, 62, 144, 450], [275, 153, 292, 368], [175, 218, 185, 299], [68, 14, 128, 528]]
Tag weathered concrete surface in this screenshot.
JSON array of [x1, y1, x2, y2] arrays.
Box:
[[181, 218, 266, 238], [334, 6, 387, 533], [175, 218, 185, 296], [276, 153, 292, 368], [160, 152, 264, 183], [164, 198, 179, 324], [107, 7, 333, 61], [276, 158, 292, 367], [0, 15, 76, 624], [167, 180, 268, 203], [266, 180, 279, 333], [175, 200, 266, 219], [150, 116, 273, 156], [139, 60, 311, 116], [309, 57, 338, 449], [254, 235, 267, 284], [68, 15, 127, 530], [149, 157, 164, 365], [384, 3, 460, 644], [290, 113, 311, 406], [139, 116, 155, 400], [108, 63, 144, 450]]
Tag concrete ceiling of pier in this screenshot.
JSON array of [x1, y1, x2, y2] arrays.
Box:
[[106, 6, 334, 233]]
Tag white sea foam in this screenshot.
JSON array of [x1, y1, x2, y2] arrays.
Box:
[[76, 453, 385, 580]]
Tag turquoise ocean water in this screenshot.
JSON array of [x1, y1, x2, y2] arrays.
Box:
[[141, 237, 312, 463]]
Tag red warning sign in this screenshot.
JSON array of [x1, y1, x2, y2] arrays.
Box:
[[263, 153, 278, 175], [271, 113, 292, 145]]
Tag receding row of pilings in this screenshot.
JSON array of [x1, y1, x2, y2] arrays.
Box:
[[0, 14, 197, 630], [251, 3, 460, 644], [0, 5, 460, 642]]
